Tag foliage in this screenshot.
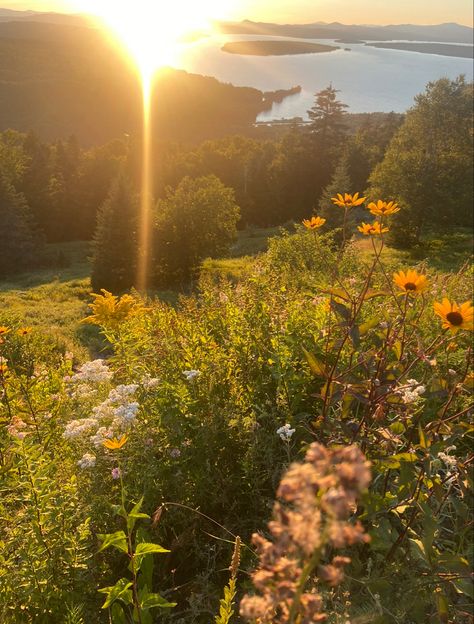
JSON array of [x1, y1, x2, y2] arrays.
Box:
[[0, 170, 39, 278], [0, 192, 473, 623], [91, 176, 139, 293], [153, 175, 240, 286], [369, 76, 473, 247]]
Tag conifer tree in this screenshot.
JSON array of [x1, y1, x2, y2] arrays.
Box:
[[0, 171, 38, 278], [91, 175, 138, 292], [308, 85, 348, 147]]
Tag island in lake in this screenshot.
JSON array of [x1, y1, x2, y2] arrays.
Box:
[[222, 40, 339, 56], [366, 42, 473, 59]]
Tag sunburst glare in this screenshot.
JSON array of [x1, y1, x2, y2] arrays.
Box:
[[68, 0, 236, 290]]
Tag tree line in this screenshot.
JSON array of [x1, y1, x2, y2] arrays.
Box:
[[0, 76, 472, 285]]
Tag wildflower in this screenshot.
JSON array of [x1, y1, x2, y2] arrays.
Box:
[[434, 299, 473, 333], [0, 326, 10, 336], [111, 467, 121, 479], [169, 448, 181, 459], [142, 375, 160, 390], [183, 369, 200, 381], [240, 444, 370, 623], [7, 416, 29, 440], [82, 289, 147, 328], [303, 216, 326, 229], [64, 418, 98, 439], [0, 356, 7, 375], [357, 221, 389, 235], [276, 423, 295, 441], [17, 327, 32, 336], [68, 359, 113, 384], [331, 192, 366, 208], [77, 453, 96, 469], [103, 434, 128, 450], [398, 379, 426, 403], [367, 200, 400, 216], [393, 269, 428, 295]]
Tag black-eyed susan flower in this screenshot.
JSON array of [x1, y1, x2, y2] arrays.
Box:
[[357, 222, 389, 235], [0, 326, 10, 336], [393, 269, 428, 295], [368, 200, 400, 217], [302, 216, 326, 229], [103, 434, 128, 450], [17, 327, 32, 336], [331, 192, 366, 208], [434, 299, 474, 333]]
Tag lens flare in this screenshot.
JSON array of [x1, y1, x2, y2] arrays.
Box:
[[68, 0, 235, 290]]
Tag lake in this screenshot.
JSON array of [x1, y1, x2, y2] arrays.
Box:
[[176, 34, 473, 120]]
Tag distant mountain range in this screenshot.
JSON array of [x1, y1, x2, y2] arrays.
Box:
[[0, 9, 471, 44], [219, 20, 473, 44]]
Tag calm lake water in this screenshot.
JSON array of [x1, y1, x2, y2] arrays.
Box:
[[176, 34, 474, 119]]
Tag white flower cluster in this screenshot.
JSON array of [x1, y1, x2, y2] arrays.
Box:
[[77, 453, 96, 469], [66, 359, 113, 384], [141, 374, 160, 390], [276, 423, 295, 441], [438, 445, 457, 470], [398, 379, 426, 404], [183, 370, 200, 381], [64, 384, 140, 447]]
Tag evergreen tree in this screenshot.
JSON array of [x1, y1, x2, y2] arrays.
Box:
[[307, 85, 348, 147], [0, 170, 38, 278], [91, 175, 138, 292], [369, 76, 473, 248], [318, 157, 353, 243]]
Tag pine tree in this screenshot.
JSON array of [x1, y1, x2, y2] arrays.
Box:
[[307, 85, 348, 147], [0, 171, 38, 278], [91, 175, 138, 292]]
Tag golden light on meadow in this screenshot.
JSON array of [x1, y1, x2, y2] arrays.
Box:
[[68, 0, 236, 290]]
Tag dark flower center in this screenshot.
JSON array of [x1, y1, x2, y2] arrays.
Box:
[[446, 311, 464, 326], [404, 282, 417, 291]]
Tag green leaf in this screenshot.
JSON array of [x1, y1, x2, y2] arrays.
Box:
[[99, 578, 133, 609], [135, 542, 170, 557], [97, 531, 128, 554], [359, 317, 379, 336], [111, 602, 127, 624], [127, 497, 150, 531], [302, 348, 326, 377], [363, 289, 388, 300], [140, 592, 176, 609], [435, 590, 449, 623], [390, 422, 406, 435], [452, 578, 474, 599]]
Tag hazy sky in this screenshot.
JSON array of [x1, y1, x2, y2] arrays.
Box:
[[1, 0, 473, 26]]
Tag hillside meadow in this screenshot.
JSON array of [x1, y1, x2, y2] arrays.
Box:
[[0, 220, 473, 623]]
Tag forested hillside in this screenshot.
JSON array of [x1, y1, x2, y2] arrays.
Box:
[[0, 21, 276, 144]]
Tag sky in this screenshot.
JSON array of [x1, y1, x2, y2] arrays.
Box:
[[1, 0, 473, 26]]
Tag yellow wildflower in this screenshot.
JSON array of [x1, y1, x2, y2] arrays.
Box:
[[17, 327, 33, 336], [103, 434, 128, 450], [302, 216, 326, 229], [434, 299, 473, 333], [393, 269, 428, 295], [331, 193, 366, 208], [357, 222, 389, 235], [0, 326, 10, 336], [368, 200, 400, 216], [82, 290, 147, 328]]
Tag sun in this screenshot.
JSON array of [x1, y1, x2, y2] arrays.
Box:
[[69, 0, 234, 80]]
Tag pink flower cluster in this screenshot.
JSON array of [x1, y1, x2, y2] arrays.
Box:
[[240, 443, 371, 623]]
